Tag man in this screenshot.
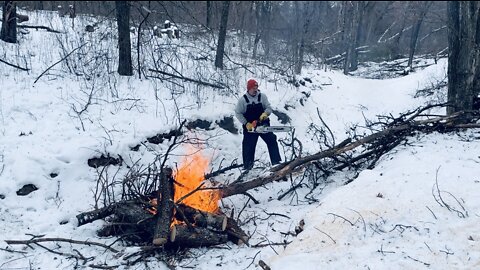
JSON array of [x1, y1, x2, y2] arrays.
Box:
[[235, 79, 282, 170]]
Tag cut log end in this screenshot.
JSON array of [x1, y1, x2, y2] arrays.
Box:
[[152, 237, 167, 246], [170, 225, 177, 242], [221, 216, 227, 231]]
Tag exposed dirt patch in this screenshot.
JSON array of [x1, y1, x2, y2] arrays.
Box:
[[216, 116, 238, 134], [88, 154, 123, 168], [16, 184, 38, 196], [272, 109, 291, 124]]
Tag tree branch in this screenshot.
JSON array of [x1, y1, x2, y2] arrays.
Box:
[[148, 69, 226, 89], [0, 58, 29, 71], [34, 43, 88, 84], [5, 237, 118, 253]]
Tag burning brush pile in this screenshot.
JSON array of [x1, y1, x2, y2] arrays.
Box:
[[76, 151, 249, 249]]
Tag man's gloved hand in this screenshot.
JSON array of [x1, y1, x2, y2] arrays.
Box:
[[259, 112, 269, 121], [246, 122, 255, 131]]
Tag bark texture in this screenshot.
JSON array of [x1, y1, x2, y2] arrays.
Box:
[[115, 1, 133, 76], [447, 1, 480, 114]]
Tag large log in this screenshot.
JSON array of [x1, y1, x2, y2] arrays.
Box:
[[76, 200, 142, 226], [176, 203, 227, 231], [170, 224, 229, 247], [96, 201, 155, 243], [152, 168, 174, 245], [76, 204, 116, 226]]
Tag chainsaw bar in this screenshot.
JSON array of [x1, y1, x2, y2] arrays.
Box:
[[248, 126, 293, 133]]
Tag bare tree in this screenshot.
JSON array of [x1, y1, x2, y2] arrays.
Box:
[[1, 1, 17, 43], [215, 1, 231, 69], [259, 1, 273, 59], [447, 1, 480, 115], [115, 1, 133, 76], [294, 2, 313, 74], [252, 1, 261, 59], [390, 3, 409, 60], [407, 1, 432, 68], [342, 1, 355, 74], [349, 1, 370, 71]]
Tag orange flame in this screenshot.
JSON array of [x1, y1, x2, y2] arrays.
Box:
[[173, 149, 220, 213]]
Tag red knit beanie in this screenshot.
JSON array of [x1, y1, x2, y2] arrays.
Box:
[[247, 79, 258, 90]]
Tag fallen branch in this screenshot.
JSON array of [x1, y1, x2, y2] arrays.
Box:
[[5, 237, 118, 253], [148, 69, 226, 89], [18, 24, 61, 33], [0, 58, 29, 71], [34, 43, 88, 84]]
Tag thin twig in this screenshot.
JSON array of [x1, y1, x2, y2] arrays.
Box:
[[251, 241, 292, 248], [242, 192, 259, 204], [34, 43, 88, 84], [327, 212, 354, 226], [314, 226, 336, 244]]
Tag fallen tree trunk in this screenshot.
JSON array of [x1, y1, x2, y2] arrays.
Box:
[[220, 109, 480, 198]]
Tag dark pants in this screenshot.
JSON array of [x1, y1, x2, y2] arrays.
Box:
[[242, 132, 281, 169]]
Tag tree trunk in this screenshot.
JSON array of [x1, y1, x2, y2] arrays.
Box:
[[1, 1, 17, 43], [474, 5, 480, 98], [260, 1, 273, 60], [295, 2, 311, 75], [391, 5, 408, 60], [206, 1, 212, 29], [447, 1, 479, 115], [350, 1, 366, 72], [361, 2, 377, 47], [252, 1, 261, 59], [215, 1, 231, 69], [115, 1, 133, 76], [408, 2, 430, 68], [342, 1, 354, 75]]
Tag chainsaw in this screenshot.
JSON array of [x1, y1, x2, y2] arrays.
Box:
[[248, 120, 293, 134]]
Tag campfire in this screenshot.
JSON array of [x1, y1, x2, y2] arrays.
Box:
[[76, 150, 248, 248], [173, 149, 221, 213]]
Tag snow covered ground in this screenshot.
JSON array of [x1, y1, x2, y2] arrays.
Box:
[[1, 9, 478, 270]]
